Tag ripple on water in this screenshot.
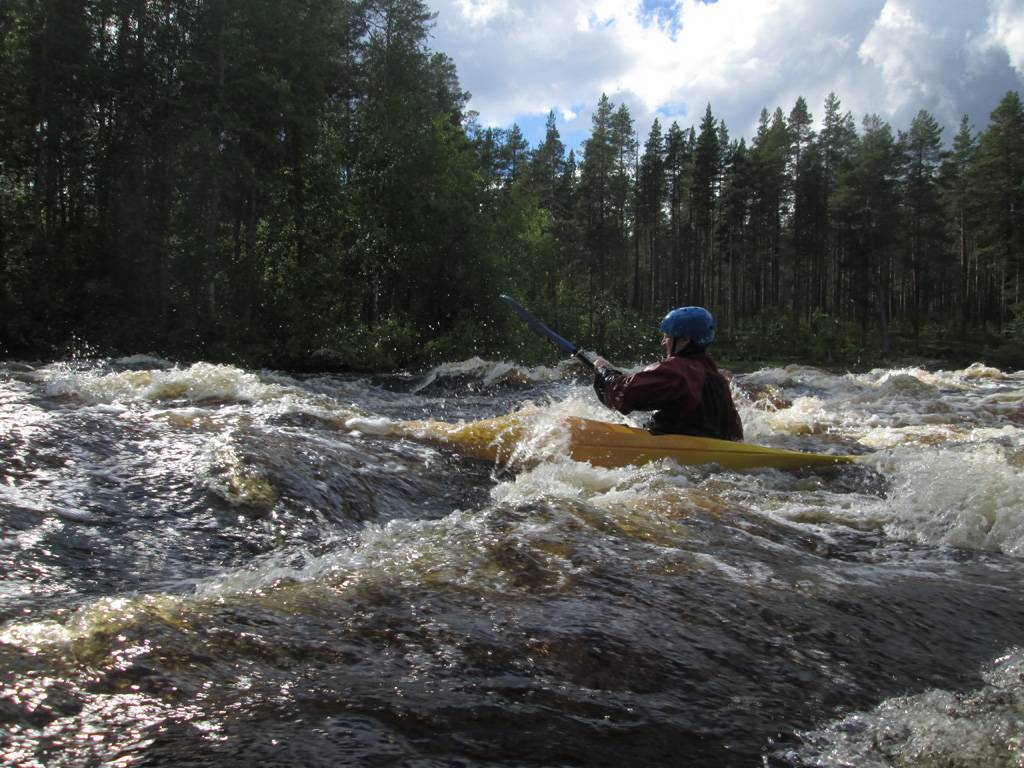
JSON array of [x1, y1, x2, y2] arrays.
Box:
[[2, 357, 1024, 767]]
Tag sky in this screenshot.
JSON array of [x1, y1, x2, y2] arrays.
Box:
[[427, 0, 1024, 153]]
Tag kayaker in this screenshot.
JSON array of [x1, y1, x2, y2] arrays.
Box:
[[592, 306, 744, 441]]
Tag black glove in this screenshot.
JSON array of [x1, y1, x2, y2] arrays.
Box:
[[593, 365, 623, 406]]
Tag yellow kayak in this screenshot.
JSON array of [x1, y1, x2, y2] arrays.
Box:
[[402, 414, 858, 471]]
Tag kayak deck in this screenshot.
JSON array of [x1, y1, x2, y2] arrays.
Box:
[[403, 415, 857, 471]]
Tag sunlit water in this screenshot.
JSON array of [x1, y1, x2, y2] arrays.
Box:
[[1, 356, 1023, 767]]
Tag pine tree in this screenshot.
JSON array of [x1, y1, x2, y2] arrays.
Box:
[[498, 123, 530, 185], [578, 94, 617, 334], [636, 119, 665, 311], [529, 111, 566, 214], [750, 107, 790, 309], [719, 138, 753, 327], [832, 114, 901, 354], [664, 122, 694, 305], [792, 139, 827, 322], [940, 115, 979, 331], [788, 97, 813, 172], [900, 109, 944, 348], [788, 96, 817, 320], [692, 104, 720, 305], [610, 104, 637, 307], [819, 92, 858, 313]]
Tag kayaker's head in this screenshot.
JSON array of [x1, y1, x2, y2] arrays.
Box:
[[659, 306, 715, 356]]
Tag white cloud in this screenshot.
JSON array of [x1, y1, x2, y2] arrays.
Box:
[[428, 0, 1024, 147], [858, 1, 963, 118], [986, 0, 1024, 73], [455, 0, 510, 26]]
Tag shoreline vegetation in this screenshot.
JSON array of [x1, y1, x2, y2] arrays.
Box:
[[1, 341, 1009, 380], [2, 1, 1023, 373]]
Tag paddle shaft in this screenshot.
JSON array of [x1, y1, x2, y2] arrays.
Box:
[[499, 295, 598, 369]]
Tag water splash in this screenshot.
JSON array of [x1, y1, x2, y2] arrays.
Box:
[[410, 356, 571, 394], [789, 648, 1024, 767], [868, 444, 1024, 556], [43, 362, 293, 406]]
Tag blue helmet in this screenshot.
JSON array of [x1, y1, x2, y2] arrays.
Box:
[[659, 306, 715, 346]]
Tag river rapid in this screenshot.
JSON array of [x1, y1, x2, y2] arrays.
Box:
[[1, 356, 1023, 767]]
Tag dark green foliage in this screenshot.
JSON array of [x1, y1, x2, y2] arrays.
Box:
[[973, 92, 1024, 331], [634, 118, 665, 314], [1, 2, 1022, 368], [899, 110, 945, 348]]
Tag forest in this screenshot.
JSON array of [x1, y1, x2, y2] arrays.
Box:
[[2, 0, 1023, 369]]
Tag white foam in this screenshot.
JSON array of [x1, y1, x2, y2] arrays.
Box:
[[735, 362, 1024, 442], [741, 395, 834, 439], [343, 416, 402, 435], [193, 504, 582, 601], [865, 445, 1024, 556], [411, 356, 570, 394], [0, 594, 187, 652], [490, 458, 644, 506], [792, 647, 1024, 768], [44, 362, 293, 405], [963, 361, 1010, 380]]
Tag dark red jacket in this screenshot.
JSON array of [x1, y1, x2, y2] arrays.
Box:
[[594, 349, 744, 441]]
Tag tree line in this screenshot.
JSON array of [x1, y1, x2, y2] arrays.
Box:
[[2, 0, 1022, 368], [539, 90, 1024, 365]]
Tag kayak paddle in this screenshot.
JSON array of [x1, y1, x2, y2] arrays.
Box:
[[499, 295, 599, 368]]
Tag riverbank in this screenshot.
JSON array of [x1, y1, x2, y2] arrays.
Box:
[[4, 314, 1022, 376]]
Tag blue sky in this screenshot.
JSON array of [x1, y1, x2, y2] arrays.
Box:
[[428, 0, 1024, 152]]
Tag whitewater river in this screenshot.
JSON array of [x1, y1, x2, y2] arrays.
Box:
[[1, 356, 1023, 767]]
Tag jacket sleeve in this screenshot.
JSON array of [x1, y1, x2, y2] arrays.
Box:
[[604, 360, 704, 415]]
